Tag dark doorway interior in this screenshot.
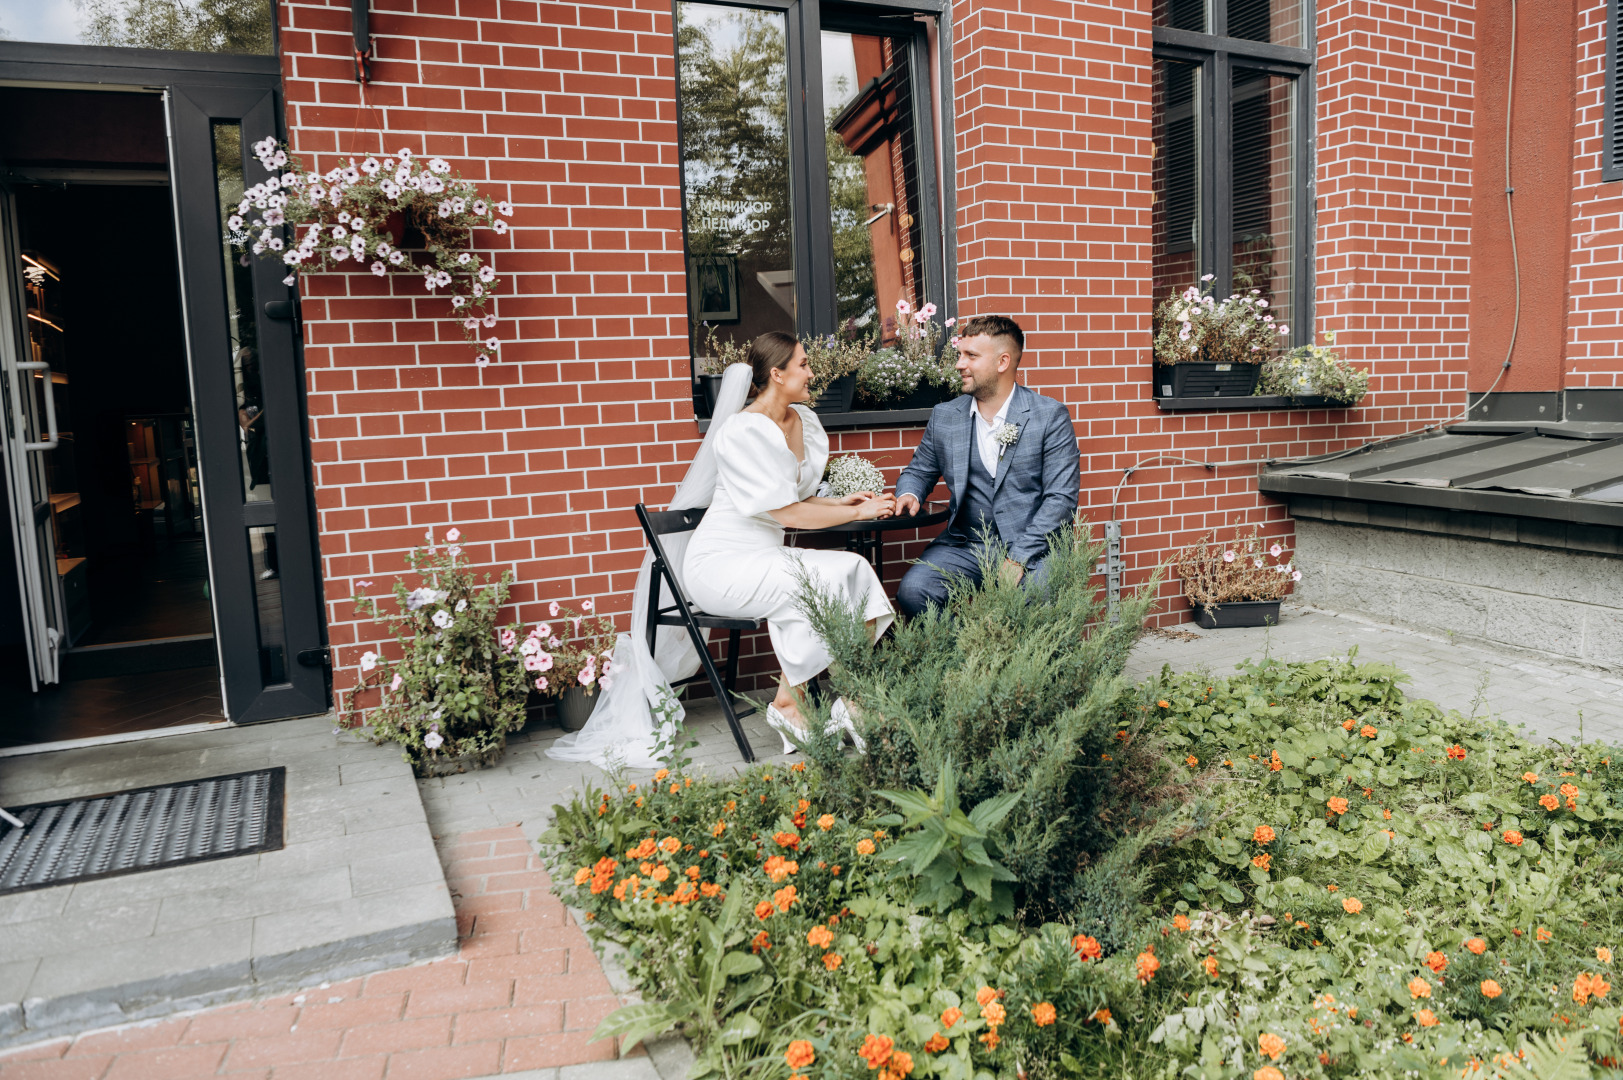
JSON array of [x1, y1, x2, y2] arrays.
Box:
[[1, 89, 222, 746]]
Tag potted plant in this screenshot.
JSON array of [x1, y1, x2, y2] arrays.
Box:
[[340, 527, 529, 776], [1151, 276, 1289, 399], [526, 599, 618, 731], [1257, 331, 1370, 407], [695, 324, 751, 416], [1174, 528, 1301, 629], [801, 331, 869, 413], [855, 300, 958, 408]]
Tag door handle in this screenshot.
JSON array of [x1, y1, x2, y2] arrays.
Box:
[[263, 300, 295, 321], [17, 361, 59, 451]]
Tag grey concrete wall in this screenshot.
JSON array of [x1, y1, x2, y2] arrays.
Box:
[[1293, 518, 1623, 672]]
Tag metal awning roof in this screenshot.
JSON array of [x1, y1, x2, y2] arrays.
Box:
[[1259, 423, 1623, 526]]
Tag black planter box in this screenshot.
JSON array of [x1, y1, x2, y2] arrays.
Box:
[[696, 373, 726, 417], [812, 373, 857, 413], [1154, 361, 1260, 399], [1191, 599, 1281, 629]]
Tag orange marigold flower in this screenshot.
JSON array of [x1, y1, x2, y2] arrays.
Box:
[[650, 865, 670, 883], [785, 1041, 815, 1070], [1173, 914, 1191, 931], [856, 839, 876, 856], [818, 814, 835, 831], [1568, 797, 1579, 810], [1253, 854, 1272, 872], [1342, 718, 1357, 731], [807, 925, 833, 948], [1537, 926, 1553, 942], [1255, 1069, 1284, 1080], [750, 930, 771, 953], [670, 784, 681, 795], [685, 865, 701, 880], [976, 986, 998, 1007], [712, 821, 727, 837], [1327, 884, 1338, 892], [1092, 1008, 1112, 1024], [1383, 808, 1393, 820], [1408, 977, 1432, 999], [1446, 744, 1467, 760], [574, 867, 592, 886], [1204, 955, 1219, 977], [1072, 934, 1102, 961], [1253, 825, 1276, 844], [923, 1033, 949, 1053], [1402, 1033, 1413, 1044], [1158, 699, 1170, 708], [1466, 937, 1487, 955], [1327, 797, 1349, 815], [774, 831, 800, 851], [1185, 755, 1198, 767], [772, 885, 798, 912], [982, 1002, 1006, 1027], [1599, 947, 1614, 964], [1136, 951, 1161, 983], [822, 952, 842, 971], [889, 1051, 914, 1077], [1540, 793, 1561, 810], [1269, 751, 1284, 772], [699, 882, 721, 897], [653, 768, 669, 781], [1575, 972, 1611, 1004], [1503, 830, 1524, 846], [941, 1007, 963, 1029], [754, 900, 775, 920], [978, 1031, 1000, 1050], [791, 761, 806, 772], [858, 1033, 894, 1070], [1523, 772, 1539, 784], [1415, 1008, 1439, 1027], [1031, 1002, 1057, 1027], [1258, 1032, 1286, 1061], [1425, 951, 1448, 974], [1481, 980, 1502, 998], [1342, 897, 1363, 914], [1561, 783, 1580, 798], [1361, 725, 1378, 738]]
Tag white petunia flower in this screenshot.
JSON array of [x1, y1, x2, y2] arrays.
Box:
[[452, 296, 465, 308], [389, 251, 405, 264], [371, 261, 386, 276], [423, 731, 443, 750], [431, 609, 453, 629], [492, 220, 508, 235], [477, 265, 495, 282], [282, 273, 297, 286], [475, 355, 490, 368], [457, 252, 471, 264], [332, 225, 347, 239], [485, 337, 499, 351], [483, 314, 497, 328], [360, 650, 377, 671], [332, 246, 350, 261], [361, 157, 380, 175], [429, 158, 450, 174], [471, 200, 487, 215], [496, 201, 514, 216]]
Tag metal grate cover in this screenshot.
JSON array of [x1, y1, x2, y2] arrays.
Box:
[[0, 767, 285, 895]]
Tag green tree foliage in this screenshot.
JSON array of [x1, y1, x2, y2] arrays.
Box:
[[796, 523, 1162, 918]]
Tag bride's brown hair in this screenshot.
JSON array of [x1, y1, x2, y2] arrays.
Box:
[[746, 331, 798, 392]]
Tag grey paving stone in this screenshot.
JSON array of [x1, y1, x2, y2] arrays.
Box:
[[0, 958, 38, 1004], [25, 918, 254, 1007], [153, 867, 354, 934], [0, 885, 70, 926], [250, 882, 452, 960]]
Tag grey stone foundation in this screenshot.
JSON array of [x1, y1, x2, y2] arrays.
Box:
[[1292, 518, 1623, 672]]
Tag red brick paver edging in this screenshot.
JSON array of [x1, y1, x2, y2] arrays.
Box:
[[0, 826, 625, 1080]]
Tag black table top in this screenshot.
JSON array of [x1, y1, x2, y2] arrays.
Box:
[[794, 500, 952, 535]]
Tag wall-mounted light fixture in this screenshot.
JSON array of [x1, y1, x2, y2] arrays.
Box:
[[352, 0, 373, 83]]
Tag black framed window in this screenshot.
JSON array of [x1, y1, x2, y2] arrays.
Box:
[[675, 0, 950, 382], [1152, 0, 1314, 347], [1606, 0, 1623, 182], [0, 0, 273, 52]]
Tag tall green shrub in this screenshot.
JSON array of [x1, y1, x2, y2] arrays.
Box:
[[796, 523, 1161, 918]]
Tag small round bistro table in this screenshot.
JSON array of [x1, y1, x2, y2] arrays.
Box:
[[790, 500, 951, 582]]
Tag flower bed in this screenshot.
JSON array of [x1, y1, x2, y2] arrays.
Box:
[[543, 560, 1623, 1080]]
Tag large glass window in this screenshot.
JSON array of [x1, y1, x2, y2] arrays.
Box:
[[676, 1, 946, 377], [1151, 2, 1312, 345], [0, 0, 273, 52]]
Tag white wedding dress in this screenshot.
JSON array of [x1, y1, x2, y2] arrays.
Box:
[[683, 403, 893, 686]]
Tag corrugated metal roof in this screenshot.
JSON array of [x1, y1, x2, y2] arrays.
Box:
[[1260, 424, 1623, 527]]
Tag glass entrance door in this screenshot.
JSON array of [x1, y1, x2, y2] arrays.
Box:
[[167, 82, 327, 722]]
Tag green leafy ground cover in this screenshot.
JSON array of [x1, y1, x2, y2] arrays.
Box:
[[541, 530, 1623, 1080]]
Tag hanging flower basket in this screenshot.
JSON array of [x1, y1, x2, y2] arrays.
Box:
[[230, 139, 514, 366]]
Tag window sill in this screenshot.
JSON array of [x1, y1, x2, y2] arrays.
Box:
[[695, 407, 935, 433], [1154, 394, 1357, 412]]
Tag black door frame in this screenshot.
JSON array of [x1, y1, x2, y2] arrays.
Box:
[[0, 41, 330, 723]]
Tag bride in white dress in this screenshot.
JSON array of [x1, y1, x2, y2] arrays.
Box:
[[684, 332, 896, 749]]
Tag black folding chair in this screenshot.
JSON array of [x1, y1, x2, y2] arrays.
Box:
[[635, 503, 762, 762]]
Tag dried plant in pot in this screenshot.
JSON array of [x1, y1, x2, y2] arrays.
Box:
[[694, 324, 752, 416], [1151, 276, 1290, 398], [1174, 529, 1301, 629]]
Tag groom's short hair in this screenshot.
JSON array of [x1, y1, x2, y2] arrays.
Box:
[[957, 315, 1024, 364]]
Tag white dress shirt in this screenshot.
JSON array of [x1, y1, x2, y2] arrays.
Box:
[[972, 393, 1014, 477]]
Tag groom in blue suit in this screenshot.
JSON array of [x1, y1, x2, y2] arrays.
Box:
[[893, 315, 1080, 618]]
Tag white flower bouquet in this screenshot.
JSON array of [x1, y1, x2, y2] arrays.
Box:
[[1152, 276, 1287, 365], [340, 527, 529, 775], [821, 454, 887, 499], [230, 139, 515, 366]]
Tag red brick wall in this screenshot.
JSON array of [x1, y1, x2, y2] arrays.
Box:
[[278, 0, 1485, 692], [1568, 0, 1623, 391]]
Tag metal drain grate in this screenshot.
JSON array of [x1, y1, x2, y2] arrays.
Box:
[[0, 767, 285, 895]]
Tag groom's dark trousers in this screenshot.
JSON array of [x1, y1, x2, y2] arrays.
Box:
[[893, 384, 1080, 619]]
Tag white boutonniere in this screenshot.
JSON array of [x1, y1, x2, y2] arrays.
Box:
[[994, 423, 1021, 460]]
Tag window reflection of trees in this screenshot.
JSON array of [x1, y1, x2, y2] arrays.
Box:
[[78, 0, 273, 53]]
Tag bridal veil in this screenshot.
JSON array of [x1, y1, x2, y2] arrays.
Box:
[[546, 363, 754, 769]]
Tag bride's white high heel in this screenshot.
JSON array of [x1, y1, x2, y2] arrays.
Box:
[[830, 698, 866, 754], [765, 704, 807, 755]]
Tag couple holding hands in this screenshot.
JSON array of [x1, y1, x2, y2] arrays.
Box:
[[683, 315, 1081, 751]]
